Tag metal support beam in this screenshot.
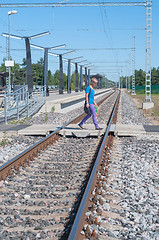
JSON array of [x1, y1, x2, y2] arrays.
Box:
[[75, 63, 78, 92], [145, 0, 152, 102], [118, 72, 120, 89], [43, 48, 49, 96], [100, 77, 103, 88], [25, 37, 33, 94], [128, 54, 131, 92], [67, 59, 71, 93], [85, 67, 88, 87], [97, 78, 100, 89], [88, 69, 90, 85], [126, 67, 128, 90], [59, 54, 64, 94], [131, 36, 136, 95], [80, 65, 83, 91]]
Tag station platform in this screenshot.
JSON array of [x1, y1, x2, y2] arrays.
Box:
[[37, 88, 111, 114]]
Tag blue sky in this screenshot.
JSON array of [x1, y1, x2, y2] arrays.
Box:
[[0, 0, 158, 83]]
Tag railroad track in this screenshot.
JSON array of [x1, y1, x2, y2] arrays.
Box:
[[0, 89, 120, 240]]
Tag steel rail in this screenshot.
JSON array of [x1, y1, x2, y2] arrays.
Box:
[[0, 89, 115, 181], [68, 90, 120, 240], [0, 2, 146, 8]]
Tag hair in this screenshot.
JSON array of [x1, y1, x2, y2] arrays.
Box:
[[91, 77, 98, 83]]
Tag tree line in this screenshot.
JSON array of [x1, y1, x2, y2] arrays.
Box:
[[0, 58, 116, 89], [121, 67, 159, 88], [2, 58, 157, 89]]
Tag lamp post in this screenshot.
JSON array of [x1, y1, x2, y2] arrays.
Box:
[[8, 10, 18, 93], [30, 43, 66, 96], [58, 50, 75, 94], [76, 60, 87, 92], [2, 31, 50, 94], [67, 56, 83, 93]]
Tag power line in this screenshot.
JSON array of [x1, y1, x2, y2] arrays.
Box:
[[77, 28, 146, 31], [0, 2, 146, 8], [3, 48, 132, 51]]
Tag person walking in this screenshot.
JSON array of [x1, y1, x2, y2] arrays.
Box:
[[78, 77, 102, 130]]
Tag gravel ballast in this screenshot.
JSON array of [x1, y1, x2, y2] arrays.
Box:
[[121, 91, 150, 125]]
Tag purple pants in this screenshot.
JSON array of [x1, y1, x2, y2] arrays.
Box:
[[80, 104, 99, 128]]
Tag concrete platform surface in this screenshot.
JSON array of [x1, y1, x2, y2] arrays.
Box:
[[1, 123, 158, 138], [113, 124, 159, 136], [18, 124, 59, 136], [0, 124, 31, 132], [59, 124, 106, 137], [38, 89, 111, 114]]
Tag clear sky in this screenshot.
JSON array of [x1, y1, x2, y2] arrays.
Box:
[[0, 0, 158, 83]]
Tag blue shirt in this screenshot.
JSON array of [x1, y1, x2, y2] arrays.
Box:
[[86, 85, 95, 104]]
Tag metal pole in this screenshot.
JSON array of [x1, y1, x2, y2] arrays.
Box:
[[43, 48, 49, 96], [145, 0, 152, 102], [8, 14, 11, 94], [67, 59, 71, 93], [27, 92, 29, 116], [88, 69, 90, 86], [97, 77, 100, 89], [75, 63, 78, 92], [25, 37, 33, 94], [80, 65, 83, 91], [128, 54, 131, 92], [100, 76, 103, 88], [126, 67, 127, 90], [118, 73, 120, 89], [131, 35, 136, 95], [121, 71, 123, 89], [85, 67, 87, 87], [16, 94, 19, 120], [59, 54, 64, 94], [4, 95, 7, 124]]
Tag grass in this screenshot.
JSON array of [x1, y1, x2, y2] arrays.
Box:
[[9, 115, 32, 125], [51, 105, 55, 113], [0, 131, 12, 147], [44, 113, 48, 122], [151, 95, 159, 116], [128, 91, 159, 122]]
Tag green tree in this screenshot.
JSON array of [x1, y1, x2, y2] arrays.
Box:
[[53, 70, 67, 89]]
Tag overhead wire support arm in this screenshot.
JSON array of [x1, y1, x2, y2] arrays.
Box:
[[0, 2, 147, 8]]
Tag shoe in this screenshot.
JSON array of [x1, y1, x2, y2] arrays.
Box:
[[95, 127, 103, 130], [78, 124, 84, 129]]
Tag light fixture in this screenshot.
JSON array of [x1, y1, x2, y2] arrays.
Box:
[[63, 57, 68, 62], [71, 56, 83, 61], [2, 33, 22, 40], [77, 60, 87, 64], [48, 52, 58, 56], [30, 44, 44, 50], [30, 31, 50, 39], [62, 50, 75, 56], [31, 43, 66, 51], [8, 10, 18, 15], [50, 44, 66, 50]]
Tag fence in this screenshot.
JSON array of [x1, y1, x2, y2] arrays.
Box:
[[130, 85, 159, 94], [0, 85, 46, 124]]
